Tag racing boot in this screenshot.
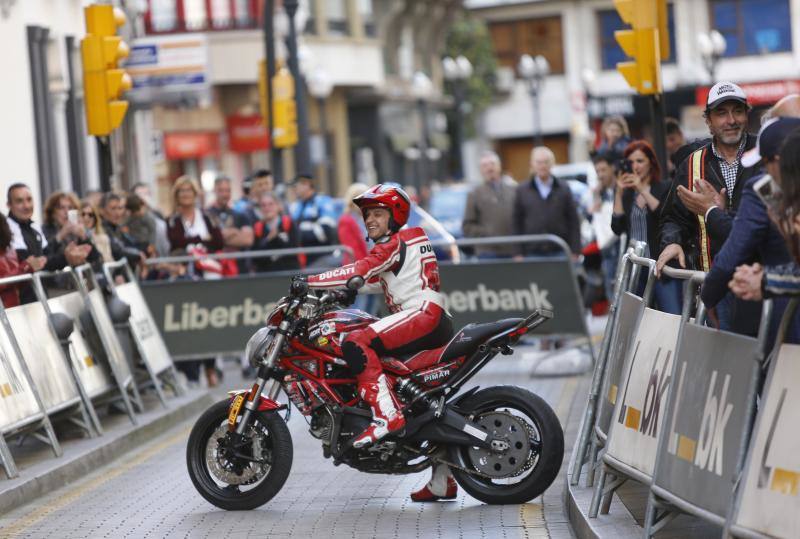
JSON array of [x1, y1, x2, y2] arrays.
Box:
[[411, 463, 457, 502], [353, 373, 405, 448]]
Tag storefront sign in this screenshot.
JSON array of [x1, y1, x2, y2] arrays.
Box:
[[227, 115, 269, 153], [696, 80, 800, 107], [164, 132, 220, 159]]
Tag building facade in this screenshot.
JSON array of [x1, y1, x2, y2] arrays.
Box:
[[135, 0, 462, 209], [469, 0, 800, 182], [0, 0, 101, 220]]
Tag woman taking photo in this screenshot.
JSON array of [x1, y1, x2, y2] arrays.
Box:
[[611, 140, 681, 314]]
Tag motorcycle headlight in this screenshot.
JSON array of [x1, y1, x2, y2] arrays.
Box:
[[245, 327, 274, 368]]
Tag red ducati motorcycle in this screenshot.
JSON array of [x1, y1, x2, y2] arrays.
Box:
[[186, 283, 564, 510]]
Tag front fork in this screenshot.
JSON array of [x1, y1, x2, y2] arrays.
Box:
[[234, 323, 288, 435]]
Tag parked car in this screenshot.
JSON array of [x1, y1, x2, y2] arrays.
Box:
[[427, 184, 471, 239]]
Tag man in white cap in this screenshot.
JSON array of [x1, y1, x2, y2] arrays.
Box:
[[656, 81, 758, 329]]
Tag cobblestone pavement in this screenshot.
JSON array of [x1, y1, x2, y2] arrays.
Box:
[[0, 345, 583, 539]]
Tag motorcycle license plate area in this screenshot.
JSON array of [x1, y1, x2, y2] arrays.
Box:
[[228, 394, 245, 427]]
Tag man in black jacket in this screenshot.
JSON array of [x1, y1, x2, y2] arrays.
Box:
[[6, 183, 90, 302], [657, 82, 759, 274], [513, 146, 581, 257], [656, 82, 759, 331]]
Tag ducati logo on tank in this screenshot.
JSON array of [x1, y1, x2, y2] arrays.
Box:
[[606, 308, 681, 477]]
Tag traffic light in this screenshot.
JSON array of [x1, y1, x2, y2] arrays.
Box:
[[81, 4, 131, 136], [613, 0, 669, 95], [259, 62, 298, 149]]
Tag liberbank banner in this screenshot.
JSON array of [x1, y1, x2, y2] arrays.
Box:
[[139, 259, 586, 359]]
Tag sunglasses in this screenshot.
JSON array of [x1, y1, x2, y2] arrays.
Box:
[[81, 211, 95, 218]]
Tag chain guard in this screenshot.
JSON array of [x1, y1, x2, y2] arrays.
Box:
[[205, 425, 272, 485]]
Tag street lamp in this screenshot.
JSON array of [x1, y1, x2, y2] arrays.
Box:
[[517, 54, 550, 147], [412, 71, 434, 191], [697, 30, 727, 82], [307, 67, 334, 195], [442, 55, 472, 180]]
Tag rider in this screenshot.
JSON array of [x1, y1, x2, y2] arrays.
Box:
[[299, 184, 457, 500]]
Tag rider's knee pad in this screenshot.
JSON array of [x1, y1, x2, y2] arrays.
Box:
[[342, 328, 379, 375], [341, 341, 368, 374]]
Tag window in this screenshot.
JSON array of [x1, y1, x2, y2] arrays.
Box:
[[210, 0, 232, 29], [710, 0, 791, 56], [359, 0, 376, 38], [597, 4, 677, 70], [327, 0, 348, 36], [150, 0, 178, 32], [488, 16, 565, 75], [183, 0, 208, 31]]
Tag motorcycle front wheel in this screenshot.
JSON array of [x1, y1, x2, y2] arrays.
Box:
[[186, 399, 293, 510], [447, 385, 564, 505]]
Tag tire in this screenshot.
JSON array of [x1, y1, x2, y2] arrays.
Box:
[[447, 385, 564, 505], [186, 399, 293, 510]]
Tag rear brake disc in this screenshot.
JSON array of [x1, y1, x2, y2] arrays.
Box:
[[466, 411, 533, 479]]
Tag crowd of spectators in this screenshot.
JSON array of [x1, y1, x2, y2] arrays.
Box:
[[458, 80, 800, 348], [0, 171, 342, 385]]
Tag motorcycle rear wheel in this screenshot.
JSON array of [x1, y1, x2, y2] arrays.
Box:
[[447, 385, 564, 505], [186, 399, 293, 510]]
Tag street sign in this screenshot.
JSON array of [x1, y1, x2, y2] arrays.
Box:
[[124, 34, 209, 103]]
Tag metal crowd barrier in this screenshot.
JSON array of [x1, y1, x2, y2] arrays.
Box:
[[0, 264, 181, 479], [570, 243, 646, 487], [135, 234, 593, 362], [571, 248, 800, 537], [104, 260, 183, 406]]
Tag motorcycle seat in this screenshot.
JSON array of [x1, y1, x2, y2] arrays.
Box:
[[439, 318, 523, 363], [379, 318, 523, 375]]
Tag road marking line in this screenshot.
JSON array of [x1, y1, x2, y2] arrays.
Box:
[[554, 377, 578, 425], [1, 425, 191, 537], [520, 502, 549, 538]]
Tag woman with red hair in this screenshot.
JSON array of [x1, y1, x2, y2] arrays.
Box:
[[611, 140, 682, 313]]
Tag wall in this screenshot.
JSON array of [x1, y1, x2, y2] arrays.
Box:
[[0, 0, 97, 220]]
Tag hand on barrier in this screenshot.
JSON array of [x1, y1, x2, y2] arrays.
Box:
[[656, 243, 685, 277], [25, 255, 47, 272], [729, 263, 763, 301], [290, 275, 309, 296]]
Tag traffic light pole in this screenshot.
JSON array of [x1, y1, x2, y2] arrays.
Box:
[[96, 137, 113, 192], [649, 94, 667, 177], [263, 0, 283, 183], [284, 0, 312, 177]]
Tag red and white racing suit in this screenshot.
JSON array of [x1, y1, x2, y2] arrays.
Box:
[[308, 226, 453, 377]]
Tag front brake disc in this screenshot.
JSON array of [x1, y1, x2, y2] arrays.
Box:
[[205, 425, 270, 485], [466, 411, 532, 479]]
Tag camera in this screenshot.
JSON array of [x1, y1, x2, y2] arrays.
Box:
[[617, 159, 633, 174]]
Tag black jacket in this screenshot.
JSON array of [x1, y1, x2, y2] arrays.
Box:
[[659, 133, 759, 269], [512, 176, 581, 255], [611, 181, 671, 258]]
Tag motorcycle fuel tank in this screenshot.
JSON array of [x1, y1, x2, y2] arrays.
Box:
[[306, 308, 378, 353]]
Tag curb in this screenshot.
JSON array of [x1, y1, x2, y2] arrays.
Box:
[[0, 389, 215, 516]]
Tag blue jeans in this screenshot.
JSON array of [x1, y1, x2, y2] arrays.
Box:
[[711, 292, 733, 332], [654, 277, 683, 315], [600, 243, 620, 301]]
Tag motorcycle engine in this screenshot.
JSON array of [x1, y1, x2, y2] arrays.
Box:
[[309, 407, 333, 440]]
